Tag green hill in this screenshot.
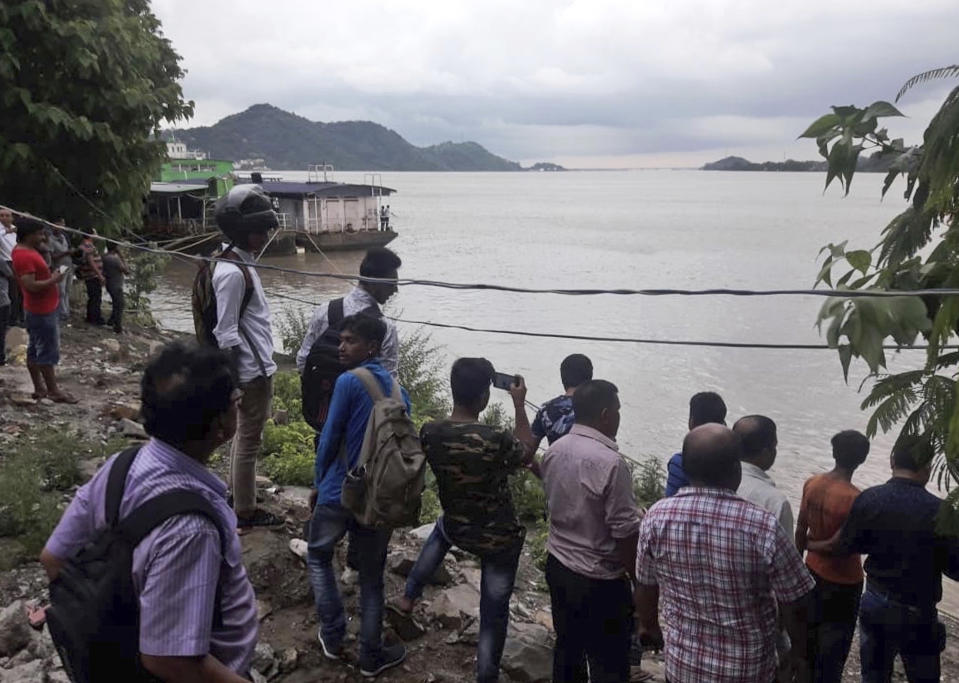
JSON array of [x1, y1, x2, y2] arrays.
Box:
[[170, 104, 521, 171]]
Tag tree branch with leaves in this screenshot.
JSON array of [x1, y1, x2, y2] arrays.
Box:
[[803, 66, 959, 526]]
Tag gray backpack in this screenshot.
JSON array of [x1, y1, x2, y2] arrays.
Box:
[[340, 368, 426, 528]]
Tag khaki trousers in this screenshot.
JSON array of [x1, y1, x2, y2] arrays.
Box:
[[230, 374, 273, 518]]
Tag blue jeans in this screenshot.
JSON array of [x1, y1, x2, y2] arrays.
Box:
[[404, 518, 522, 683], [307, 503, 392, 657], [859, 586, 942, 682], [25, 311, 60, 365]]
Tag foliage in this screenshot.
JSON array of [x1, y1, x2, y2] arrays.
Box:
[[276, 307, 311, 356], [0, 428, 98, 563], [804, 67, 959, 526], [125, 245, 169, 326], [398, 327, 450, 427], [630, 455, 666, 510], [0, 1, 193, 234]]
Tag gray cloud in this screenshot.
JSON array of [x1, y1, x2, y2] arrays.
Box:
[[152, 0, 959, 166]]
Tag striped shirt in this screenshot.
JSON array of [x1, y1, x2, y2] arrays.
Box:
[[636, 487, 814, 683], [45, 439, 258, 673]]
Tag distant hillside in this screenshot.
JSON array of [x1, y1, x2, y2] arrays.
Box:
[[703, 154, 895, 172], [170, 104, 521, 171]]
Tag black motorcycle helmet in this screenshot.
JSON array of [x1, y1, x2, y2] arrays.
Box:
[[215, 184, 279, 243]]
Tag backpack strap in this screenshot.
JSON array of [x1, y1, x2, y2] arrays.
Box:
[[106, 445, 145, 528], [116, 490, 228, 629], [218, 249, 268, 378], [328, 297, 345, 330], [349, 367, 386, 402]]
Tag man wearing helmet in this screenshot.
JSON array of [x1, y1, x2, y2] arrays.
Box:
[[213, 185, 281, 528]]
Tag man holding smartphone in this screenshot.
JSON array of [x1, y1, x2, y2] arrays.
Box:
[[11, 218, 76, 403]]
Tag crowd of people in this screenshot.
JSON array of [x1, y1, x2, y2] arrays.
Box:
[[17, 185, 959, 682]]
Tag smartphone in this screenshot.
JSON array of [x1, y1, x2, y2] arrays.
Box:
[[492, 371, 517, 391]]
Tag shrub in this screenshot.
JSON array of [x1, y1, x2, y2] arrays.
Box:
[[276, 307, 311, 355], [398, 327, 449, 427], [630, 454, 666, 510]]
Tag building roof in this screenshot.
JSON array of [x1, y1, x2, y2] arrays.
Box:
[[149, 181, 208, 195], [258, 181, 396, 199]]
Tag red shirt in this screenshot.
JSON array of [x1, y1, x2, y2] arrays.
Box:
[[12, 245, 59, 315]]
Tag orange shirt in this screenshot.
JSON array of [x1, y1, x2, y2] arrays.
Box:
[[800, 473, 863, 584]]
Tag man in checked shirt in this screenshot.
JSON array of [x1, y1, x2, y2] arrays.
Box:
[[635, 423, 815, 683]]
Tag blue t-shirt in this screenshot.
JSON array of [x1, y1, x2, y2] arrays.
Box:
[[532, 394, 575, 445], [315, 360, 411, 505], [664, 452, 690, 497]]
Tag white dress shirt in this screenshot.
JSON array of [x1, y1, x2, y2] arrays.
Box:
[[211, 245, 277, 383], [737, 461, 794, 538], [295, 286, 399, 377], [0, 223, 16, 261]]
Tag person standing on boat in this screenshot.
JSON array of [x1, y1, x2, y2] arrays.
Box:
[[379, 206, 388, 231], [212, 185, 281, 529]]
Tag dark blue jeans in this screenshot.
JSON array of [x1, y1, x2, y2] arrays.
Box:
[[859, 586, 942, 683], [807, 572, 861, 683], [404, 518, 522, 683], [307, 503, 392, 658]]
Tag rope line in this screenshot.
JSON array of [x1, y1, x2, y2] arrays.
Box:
[[6, 203, 959, 300]]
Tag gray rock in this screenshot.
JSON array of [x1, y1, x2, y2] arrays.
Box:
[[387, 551, 451, 585], [278, 647, 298, 673], [409, 523, 435, 542], [47, 671, 71, 683], [425, 584, 480, 629], [251, 642, 276, 675], [0, 601, 31, 657], [101, 339, 121, 354], [120, 418, 147, 439], [0, 659, 44, 683], [386, 607, 426, 641], [272, 409, 289, 425], [250, 670, 268, 683], [500, 622, 552, 682]]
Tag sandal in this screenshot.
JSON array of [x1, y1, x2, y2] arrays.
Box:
[[48, 392, 79, 404], [30, 391, 47, 400]]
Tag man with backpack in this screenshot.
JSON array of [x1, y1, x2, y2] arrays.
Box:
[[41, 341, 258, 682], [309, 313, 414, 677], [295, 246, 402, 381], [194, 184, 280, 528], [392, 357, 537, 683]]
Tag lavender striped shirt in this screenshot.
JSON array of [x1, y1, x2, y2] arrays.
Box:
[[45, 439, 258, 673]]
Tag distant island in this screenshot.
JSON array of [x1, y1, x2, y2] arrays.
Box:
[[169, 104, 524, 172], [527, 162, 567, 172], [702, 154, 894, 172]]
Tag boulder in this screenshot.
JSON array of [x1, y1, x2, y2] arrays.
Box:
[[120, 418, 147, 439], [0, 659, 44, 683], [288, 538, 308, 563], [408, 523, 435, 542], [425, 584, 480, 630], [251, 642, 276, 676], [500, 622, 552, 682], [278, 647, 298, 673], [101, 339, 121, 354], [386, 608, 426, 641], [0, 601, 31, 657], [387, 550, 451, 585]]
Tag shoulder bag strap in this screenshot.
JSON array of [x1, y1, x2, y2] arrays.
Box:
[[219, 251, 268, 378]]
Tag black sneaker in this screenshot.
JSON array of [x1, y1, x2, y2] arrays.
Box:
[[317, 629, 343, 660], [360, 643, 406, 678], [236, 508, 284, 528]]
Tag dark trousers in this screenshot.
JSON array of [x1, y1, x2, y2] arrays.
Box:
[[807, 572, 862, 683], [0, 303, 9, 363], [859, 586, 942, 683], [7, 275, 22, 326], [106, 284, 124, 332], [546, 554, 633, 683], [85, 278, 103, 324]]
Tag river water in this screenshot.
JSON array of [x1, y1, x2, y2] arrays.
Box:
[[152, 169, 944, 526]]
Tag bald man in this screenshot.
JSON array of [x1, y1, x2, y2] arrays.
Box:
[[636, 424, 814, 683]]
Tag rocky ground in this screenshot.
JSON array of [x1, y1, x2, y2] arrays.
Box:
[[0, 318, 957, 681]]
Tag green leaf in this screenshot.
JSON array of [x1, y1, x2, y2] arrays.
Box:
[[799, 113, 840, 139], [846, 250, 871, 274], [862, 101, 905, 119], [838, 345, 853, 382]]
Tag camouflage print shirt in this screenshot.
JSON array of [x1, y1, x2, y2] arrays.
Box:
[[420, 420, 527, 557]]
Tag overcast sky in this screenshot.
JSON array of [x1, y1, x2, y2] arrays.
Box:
[[151, 0, 959, 168]]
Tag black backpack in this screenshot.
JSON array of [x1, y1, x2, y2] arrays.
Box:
[[46, 446, 225, 683], [300, 298, 381, 431]]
